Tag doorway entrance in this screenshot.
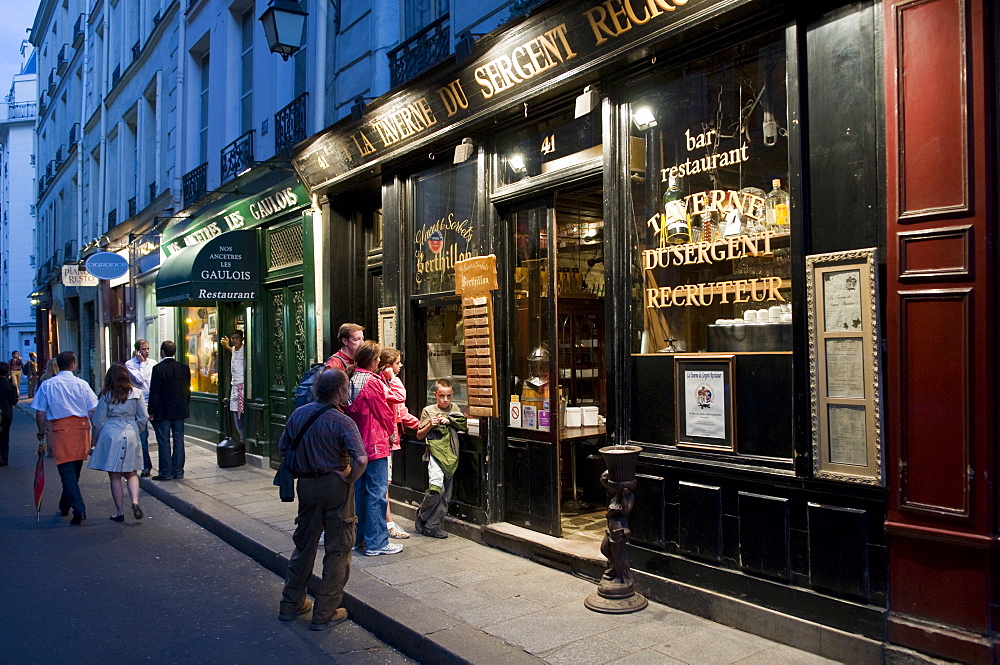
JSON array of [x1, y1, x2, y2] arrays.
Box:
[[503, 182, 607, 540]]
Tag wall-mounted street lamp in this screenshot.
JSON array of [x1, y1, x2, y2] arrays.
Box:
[[259, 0, 308, 61]]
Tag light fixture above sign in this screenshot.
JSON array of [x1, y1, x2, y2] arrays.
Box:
[[631, 105, 657, 130], [258, 0, 307, 61], [574, 85, 599, 118], [453, 138, 475, 164]]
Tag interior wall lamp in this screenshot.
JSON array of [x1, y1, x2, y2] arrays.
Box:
[[453, 137, 475, 164], [574, 85, 599, 119], [508, 153, 527, 173]]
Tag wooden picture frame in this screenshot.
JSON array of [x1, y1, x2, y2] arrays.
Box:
[[674, 354, 736, 451], [378, 306, 397, 348], [806, 248, 883, 485]]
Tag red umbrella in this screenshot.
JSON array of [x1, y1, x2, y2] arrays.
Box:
[[34, 443, 45, 522]]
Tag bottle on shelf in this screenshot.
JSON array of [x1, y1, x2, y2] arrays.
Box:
[[662, 176, 690, 245], [765, 178, 790, 231]]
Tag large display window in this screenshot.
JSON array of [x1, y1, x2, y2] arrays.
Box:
[[628, 31, 793, 457], [182, 306, 219, 394]]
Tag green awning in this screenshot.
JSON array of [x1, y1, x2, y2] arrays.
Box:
[[156, 230, 261, 306]]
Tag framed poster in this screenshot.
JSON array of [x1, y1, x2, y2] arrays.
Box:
[[674, 355, 735, 451], [806, 248, 882, 485], [377, 306, 397, 348]]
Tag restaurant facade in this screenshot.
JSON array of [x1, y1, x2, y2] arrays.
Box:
[[286, 0, 997, 663]]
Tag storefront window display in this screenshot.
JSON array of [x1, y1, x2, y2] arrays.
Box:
[[629, 31, 792, 455], [411, 161, 483, 296], [424, 304, 468, 415], [183, 306, 219, 394]]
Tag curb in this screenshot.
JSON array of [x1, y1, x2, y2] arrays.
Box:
[[139, 474, 542, 665]]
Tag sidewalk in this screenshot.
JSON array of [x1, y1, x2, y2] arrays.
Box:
[[131, 437, 841, 665]]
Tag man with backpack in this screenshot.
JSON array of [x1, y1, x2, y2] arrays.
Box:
[[324, 323, 364, 373]]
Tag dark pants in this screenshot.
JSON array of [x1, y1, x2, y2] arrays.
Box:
[[153, 419, 185, 478], [57, 460, 85, 517], [280, 473, 355, 624], [0, 410, 11, 463], [415, 473, 454, 537], [139, 425, 152, 472]]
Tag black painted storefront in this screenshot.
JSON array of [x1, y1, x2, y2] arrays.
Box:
[[296, 0, 888, 651]]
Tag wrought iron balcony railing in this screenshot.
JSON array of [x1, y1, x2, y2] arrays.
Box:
[[69, 122, 80, 145], [220, 130, 254, 183], [183, 162, 207, 209], [387, 14, 451, 89], [73, 14, 85, 48], [45, 161, 53, 178], [56, 146, 63, 164], [274, 93, 308, 155], [57, 45, 69, 74], [149, 180, 157, 203], [48, 70, 57, 94], [128, 196, 137, 218], [111, 65, 121, 89], [7, 101, 36, 119], [132, 41, 141, 62], [152, 10, 162, 27], [64, 239, 76, 263], [107, 208, 117, 229]]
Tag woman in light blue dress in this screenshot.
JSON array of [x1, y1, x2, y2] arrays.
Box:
[[88, 363, 148, 522]]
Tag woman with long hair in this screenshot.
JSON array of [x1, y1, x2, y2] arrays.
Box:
[[344, 340, 400, 556], [88, 362, 148, 521]]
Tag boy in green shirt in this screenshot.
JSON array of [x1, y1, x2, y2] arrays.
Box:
[[414, 379, 467, 538]]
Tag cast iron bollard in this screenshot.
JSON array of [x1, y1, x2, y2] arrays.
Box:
[[585, 444, 648, 613]]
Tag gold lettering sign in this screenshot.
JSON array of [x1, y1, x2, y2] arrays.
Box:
[[473, 25, 578, 100], [455, 255, 499, 294]]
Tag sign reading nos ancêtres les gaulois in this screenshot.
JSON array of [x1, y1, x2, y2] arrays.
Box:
[[162, 181, 309, 257]]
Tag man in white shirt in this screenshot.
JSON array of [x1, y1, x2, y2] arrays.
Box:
[[220, 330, 246, 442], [125, 339, 154, 476], [31, 351, 98, 525]]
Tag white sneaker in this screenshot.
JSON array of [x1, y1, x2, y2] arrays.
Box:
[[364, 543, 403, 556]]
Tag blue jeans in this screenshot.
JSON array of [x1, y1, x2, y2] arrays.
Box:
[[354, 456, 389, 551], [153, 419, 185, 478], [139, 425, 152, 472], [57, 460, 86, 517]]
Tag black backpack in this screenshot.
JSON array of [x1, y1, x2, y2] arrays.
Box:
[[293, 363, 326, 408]]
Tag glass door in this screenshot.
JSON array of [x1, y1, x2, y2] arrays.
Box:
[[504, 200, 561, 536]]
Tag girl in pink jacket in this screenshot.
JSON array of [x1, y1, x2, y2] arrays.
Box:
[[344, 341, 400, 556], [379, 348, 419, 539]]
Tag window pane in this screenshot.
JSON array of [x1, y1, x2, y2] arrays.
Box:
[[183, 306, 218, 394], [497, 107, 601, 186], [630, 31, 791, 356]]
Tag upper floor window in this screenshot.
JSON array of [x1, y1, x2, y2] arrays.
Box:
[[403, 0, 447, 40], [239, 9, 254, 135]]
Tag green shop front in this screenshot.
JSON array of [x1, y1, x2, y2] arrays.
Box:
[[156, 175, 316, 462]]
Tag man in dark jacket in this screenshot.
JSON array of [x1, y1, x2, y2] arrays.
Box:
[[148, 340, 191, 480], [0, 361, 20, 466]]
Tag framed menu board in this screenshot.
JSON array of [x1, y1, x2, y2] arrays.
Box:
[[456, 256, 499, 418], [806, 248, 883, 485]]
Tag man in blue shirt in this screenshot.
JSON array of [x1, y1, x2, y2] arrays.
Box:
[[278, 369, 367, 631]]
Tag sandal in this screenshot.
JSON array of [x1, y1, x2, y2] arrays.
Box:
[[132, 504, 143, 520]]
